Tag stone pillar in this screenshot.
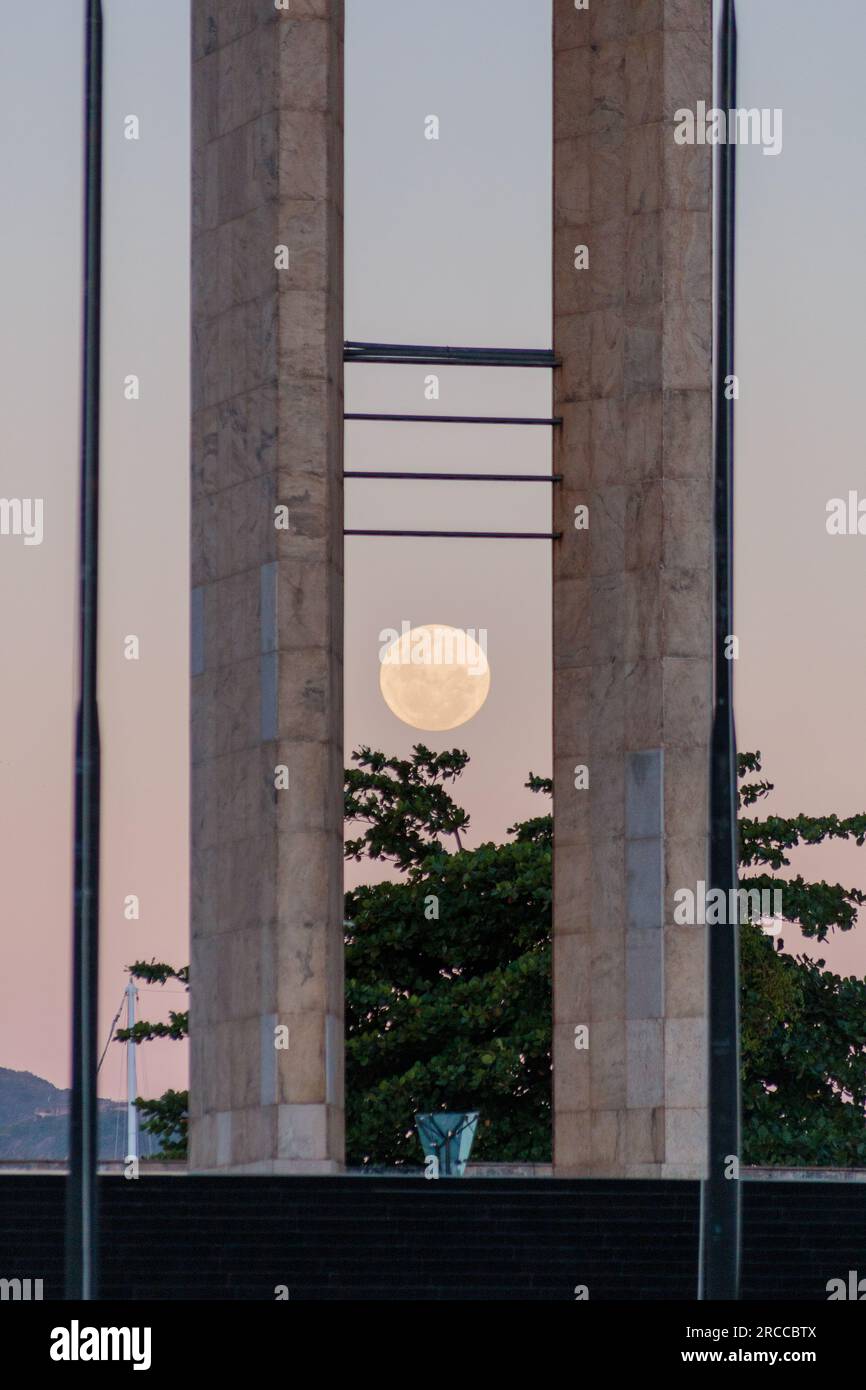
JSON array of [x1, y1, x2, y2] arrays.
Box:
[[190, 0, 344, 1172], [552, 0, 713, 1176]]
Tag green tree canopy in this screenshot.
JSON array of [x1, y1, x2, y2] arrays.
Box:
[[125, 747, 866, 1169], [344, 751, 551, 1164], [738, 753, 866, 1165]]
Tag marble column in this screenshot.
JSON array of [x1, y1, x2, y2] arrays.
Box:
[[552, 0, 713, 1176], [189, 0, 345, 1172]]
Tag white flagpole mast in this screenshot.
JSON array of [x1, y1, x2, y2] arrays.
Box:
[[126, 980, 139, 1164]]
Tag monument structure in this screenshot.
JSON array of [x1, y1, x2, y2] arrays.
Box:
[[190, 0, 713, 1176]]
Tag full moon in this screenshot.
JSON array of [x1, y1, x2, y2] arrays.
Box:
[[379, 624, 491, 731]]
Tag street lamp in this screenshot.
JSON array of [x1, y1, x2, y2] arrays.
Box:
[[66, 0, 103, 1302], [700, 0, 741, 1303]]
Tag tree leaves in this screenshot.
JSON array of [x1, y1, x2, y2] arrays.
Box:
[[125, 745, 866, 1171], [344, 745, 471, 871], [345, 752, 551, 1165], [739, 753, 866, 1165]]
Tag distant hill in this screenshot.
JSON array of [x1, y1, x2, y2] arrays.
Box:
[[0, 1067, 158, 1160]]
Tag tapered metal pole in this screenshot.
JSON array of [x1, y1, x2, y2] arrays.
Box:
[[700, 0, 740, 1302], [66, 0, 103, 1302]]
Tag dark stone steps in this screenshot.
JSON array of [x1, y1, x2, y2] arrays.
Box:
[[0, 1176, 863, 1300]]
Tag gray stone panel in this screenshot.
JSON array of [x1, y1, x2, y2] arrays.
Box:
[[191, 585, 205, 676], [260, 1011, 277, 1108], [625, 747, 663, 840], [626, 833, 663, 932], [626, 927, 663, 1020]]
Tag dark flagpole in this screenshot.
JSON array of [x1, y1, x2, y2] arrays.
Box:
[[66, 0, 103, 1302], [700, 0, 740, 1302]]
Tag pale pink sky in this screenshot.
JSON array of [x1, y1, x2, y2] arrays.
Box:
[[1, 0, 865, 1105]]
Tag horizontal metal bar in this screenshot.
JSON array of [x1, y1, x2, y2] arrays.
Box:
[[344, 340, 558, 368], [347, 339, 553, 356], [345, 412, 562, 426], [345, 359, 558, 369], [345, 529, 562, 540], [344, 471, 562, 483]]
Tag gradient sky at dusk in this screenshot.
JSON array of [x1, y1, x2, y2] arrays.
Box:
[[1, 0, 865, 1104]]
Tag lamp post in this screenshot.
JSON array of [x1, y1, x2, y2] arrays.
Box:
[[700, 0, 741, 1302], [66, 0, 103, 1302]]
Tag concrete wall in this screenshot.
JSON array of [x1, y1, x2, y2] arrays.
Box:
[[551, 0, 714, 1176], [190, 0, 345, 1172]]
